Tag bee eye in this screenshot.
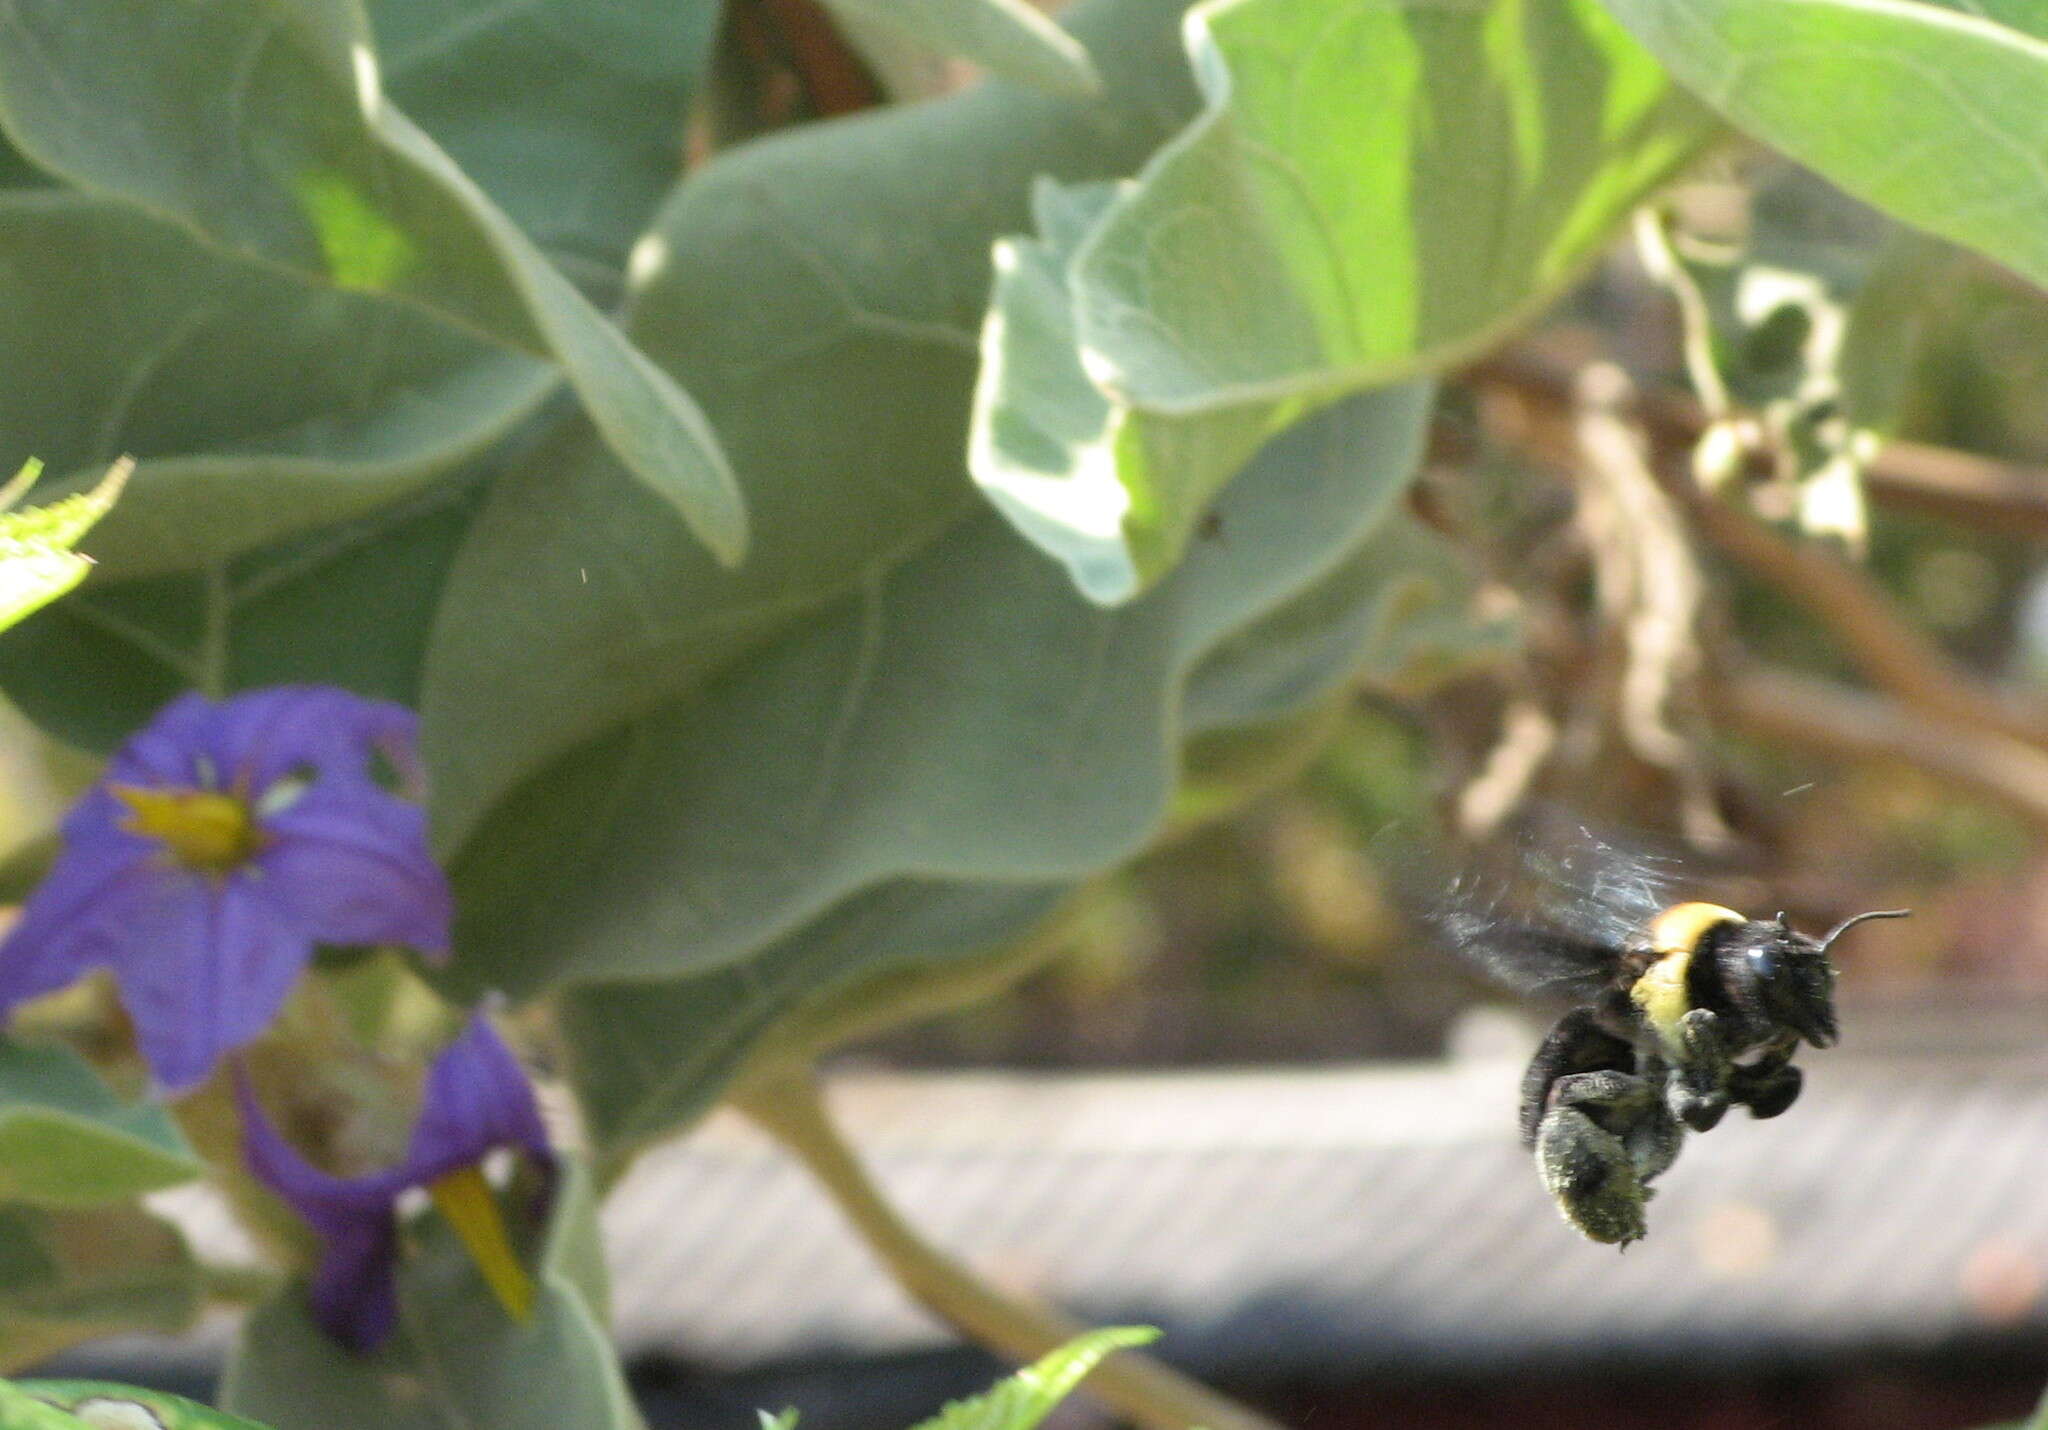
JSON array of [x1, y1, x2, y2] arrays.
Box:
[[1748, 944, 1778, 981]]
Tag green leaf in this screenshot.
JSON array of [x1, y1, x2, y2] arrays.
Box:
[[973, 0, 1713, 598], [220, 1160, 642, 1430], [9, 1382, 276, 1430], [0, 1380, 85, 1430], [0, 458, 122, 634], [970, 178, 1283, 603], [560, 880, 1070, 1164], [1074, 0, 1712, 407], [437, 381, 1433, 1001], [0, 1203, 201, 1372], [818, 0, 1102, 99], [420, 0, 1207, 858], [1597, 0, 2048, 295], [556, 451, 1500, 1164], [0, 479, 482, 754], [908, 1326, 1159, 1430], [0, 193, 550, 581], [0, 0, 744, 563], [373, 0, 722, 299], [0, 1037, 200, 1207]]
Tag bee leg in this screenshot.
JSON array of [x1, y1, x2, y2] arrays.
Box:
[[1519, 1007, 1636, 1148], [1623, 1087, 1684, 1186], [1730, 1051, 1803, 1119], [1663, 1007, 1732, 1132], [1534, 1069, 1680, 1247], [1548, 1070, 1680, 1181]]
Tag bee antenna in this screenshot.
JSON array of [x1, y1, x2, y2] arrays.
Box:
[[1818, 908, 1911, 951]]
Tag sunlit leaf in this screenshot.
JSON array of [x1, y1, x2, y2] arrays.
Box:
[[8, 1381, 276, 1430], [972, 0, 1713, 597], [0, 459, 123, 633], [1599, 0, 2048, 295], [908, 1326, 1159, 1430]]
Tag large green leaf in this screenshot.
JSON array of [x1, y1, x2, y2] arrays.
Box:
[[973, 0, 1713, 599], [556, 439, 1497, 1164], [818, 0, 1102, 99], [221, 1162, 640, 1430], [0, 0, 742, 562], [1598, 0, 2048, 295], [0, 194, 549, 581], [420, 0, 1207, 857], [8, 1382, 275, 1430], [438, 382, 1433, 1000], [0, 1204, 200, 1372], [372, 0, 720, 299], [1075, 0, 1713, 408], [560, 879, 1070, 1165], [0, 1038, 200, 1207]]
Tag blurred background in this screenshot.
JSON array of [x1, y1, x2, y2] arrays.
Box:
[[22, 2, 2048, 1427]]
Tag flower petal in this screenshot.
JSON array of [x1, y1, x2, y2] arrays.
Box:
[[401, 1014, 552, 1185], [105, 691, 219, 788], [234, 1071, 398, 1224], [236, 1072, 404, 1352], [257, 781, 450, 956], [117, 877, 315, 1092], [306, 1213, 403, 1353], [0, 798, 155, 1013], [205, 686, 420, 792]]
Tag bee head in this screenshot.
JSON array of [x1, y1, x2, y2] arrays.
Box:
[[1720, 909, 1909, 1049]]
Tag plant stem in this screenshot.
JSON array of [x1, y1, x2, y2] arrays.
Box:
[[200, 1260, 284, 1307], [736, 1071, 1286, 1430]]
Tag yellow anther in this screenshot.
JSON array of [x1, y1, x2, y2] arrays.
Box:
[[112, 785, 263, 873], [428, 1165, 535, 1324]]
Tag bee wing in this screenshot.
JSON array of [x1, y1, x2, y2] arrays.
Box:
[[1515, 823, 1678, 948], [1428, 875, 1622, 1000], [1417, 819, 1680, 1000]]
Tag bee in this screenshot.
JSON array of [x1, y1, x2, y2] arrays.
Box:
[[1436, 831, 1907, 1246]]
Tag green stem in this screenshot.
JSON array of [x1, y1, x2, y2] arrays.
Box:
[[735, 1071, 1286, 1430], [198, 560, 231, 699], [199, 1260, 284, 1307]]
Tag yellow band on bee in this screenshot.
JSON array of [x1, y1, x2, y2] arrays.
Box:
[[428, 1165, 535, 1324], [1648, 902, 1745, 957], [1633, 903, 1744, 1053]]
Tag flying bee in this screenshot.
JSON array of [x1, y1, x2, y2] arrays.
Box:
[[1435, 830, 1907, 1246]]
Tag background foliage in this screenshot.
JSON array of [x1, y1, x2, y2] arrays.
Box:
[[1, 0, 2048, 1425]]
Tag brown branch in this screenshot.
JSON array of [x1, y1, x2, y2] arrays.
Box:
[[1863, 440, 2048, 542], [1470, 342, 2048, 539], [1467, 341, 2048, 750], [1680, 485, 2048, 748], [1722, 668, 2048, 834]]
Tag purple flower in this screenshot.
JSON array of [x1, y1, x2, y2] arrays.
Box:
[[237, 1014, 554, 1352], [0, 686, 450, 1091]]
